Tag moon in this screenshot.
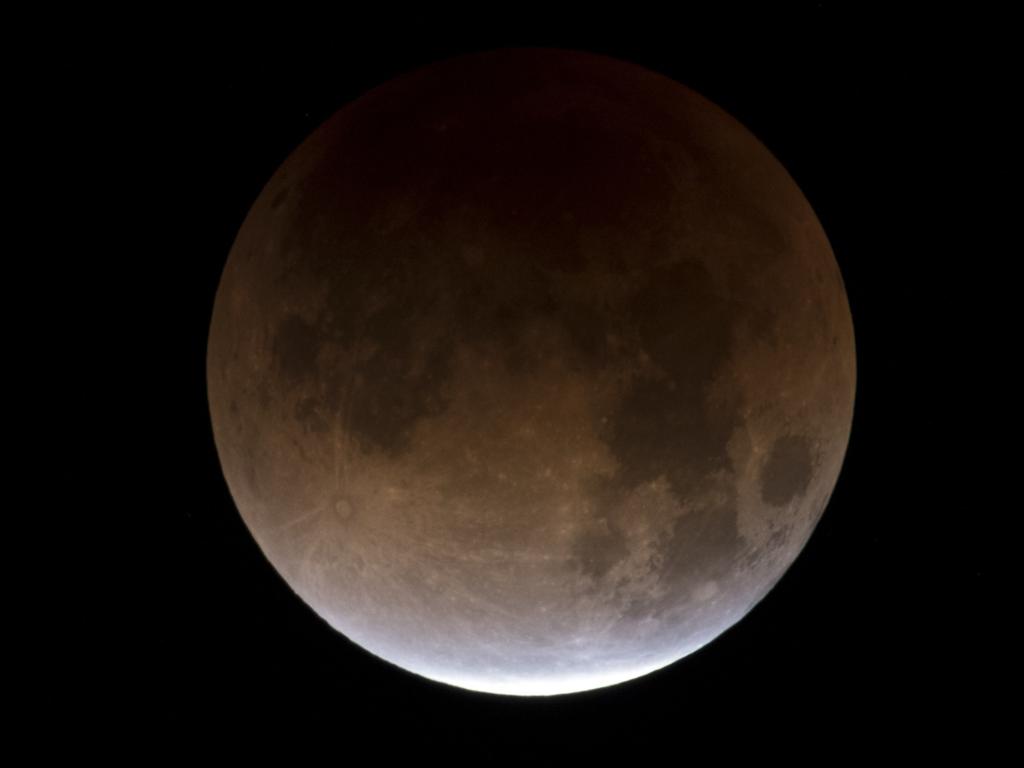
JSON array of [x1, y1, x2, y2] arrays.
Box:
[[207, 49, 855, 696]]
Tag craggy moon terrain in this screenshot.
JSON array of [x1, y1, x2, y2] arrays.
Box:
[[207, 49, 855, 695]]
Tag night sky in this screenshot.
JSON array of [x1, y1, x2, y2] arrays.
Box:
[[77, 7, 1000, 757]]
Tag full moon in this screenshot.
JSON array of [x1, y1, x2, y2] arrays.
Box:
[[207, 49, 855, 696]]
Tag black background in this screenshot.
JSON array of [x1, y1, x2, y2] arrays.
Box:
[[76, 6, 1001, 757]]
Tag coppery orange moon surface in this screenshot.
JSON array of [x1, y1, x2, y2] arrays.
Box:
[[207, 49, 855, 695]]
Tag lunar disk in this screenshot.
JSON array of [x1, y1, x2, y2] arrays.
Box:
[[207, 49, 855, 696]]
